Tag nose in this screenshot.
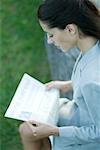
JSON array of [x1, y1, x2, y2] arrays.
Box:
[[47, 34, 54, 44]]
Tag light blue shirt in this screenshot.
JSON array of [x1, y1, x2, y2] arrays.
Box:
[[53, 41, 100, 150]]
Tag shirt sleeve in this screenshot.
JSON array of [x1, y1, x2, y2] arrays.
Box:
[[59, 82, 100, 144]]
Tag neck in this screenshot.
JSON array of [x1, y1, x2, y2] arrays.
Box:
[[77, 36, 97, 53]]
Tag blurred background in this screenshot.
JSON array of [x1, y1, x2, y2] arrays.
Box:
[[0, 0, 51, 149]]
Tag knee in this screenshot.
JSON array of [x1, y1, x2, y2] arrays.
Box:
[[19, 122, 34, 140]]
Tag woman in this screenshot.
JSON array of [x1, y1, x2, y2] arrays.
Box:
[[19, 0, 100, 149]]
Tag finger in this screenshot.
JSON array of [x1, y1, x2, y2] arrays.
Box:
[[45, 83, 51, 87], [45, 82, 54, 89]]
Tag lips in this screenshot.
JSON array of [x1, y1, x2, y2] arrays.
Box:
[[55, 44, 60, 49]]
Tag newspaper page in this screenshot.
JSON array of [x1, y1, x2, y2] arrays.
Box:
[[5, 73, 60, 125]]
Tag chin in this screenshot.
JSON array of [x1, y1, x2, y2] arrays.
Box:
[[60, 48, 66, 52], [63, 46, 75, 53], [61, 47, 70, 53]]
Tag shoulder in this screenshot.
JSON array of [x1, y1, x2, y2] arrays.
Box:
[[81, 53, 100, 84]]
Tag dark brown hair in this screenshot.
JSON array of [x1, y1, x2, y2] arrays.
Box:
[[38, 0, 100, 39]]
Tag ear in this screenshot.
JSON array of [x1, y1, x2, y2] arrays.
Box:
[[65, 24, 77, 35]]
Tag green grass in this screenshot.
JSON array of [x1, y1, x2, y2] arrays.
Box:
[[0, 0, 51, 149]]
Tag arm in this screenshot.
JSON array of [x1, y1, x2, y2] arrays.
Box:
[[58, 82, 100, 144], [45, 80, 73, 93], [27, 83, 100, 144]]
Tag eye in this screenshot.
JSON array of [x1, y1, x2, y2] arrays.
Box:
[[47, 33, 54, 38], [49, 34, 53, 38]]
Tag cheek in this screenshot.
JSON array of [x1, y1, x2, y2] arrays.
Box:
[[59, 33, 69, 43], [56, 35, 65, 44], [54, 32, 64, 43]]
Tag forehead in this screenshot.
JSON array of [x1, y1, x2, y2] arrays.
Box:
[[39, 20, 59, 33]]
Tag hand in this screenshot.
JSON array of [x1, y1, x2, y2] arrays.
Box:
[[26, 120, 59, 140], [45, 80, 73, 93]]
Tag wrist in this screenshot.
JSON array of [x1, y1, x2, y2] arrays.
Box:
[[50, 126, 59, 136], [61, 80, 73, 93]]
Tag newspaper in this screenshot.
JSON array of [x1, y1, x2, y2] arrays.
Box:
[[5, 73, 59, 125]]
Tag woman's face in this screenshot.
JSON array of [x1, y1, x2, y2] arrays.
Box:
[[39, 21, 78, 52]]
